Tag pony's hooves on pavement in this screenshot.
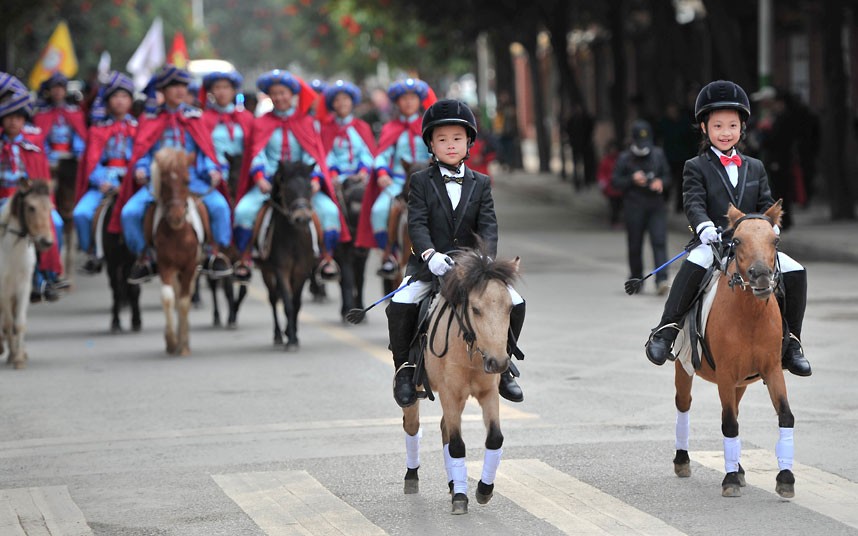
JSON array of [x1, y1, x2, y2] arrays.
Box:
[[475, 481, 494, 504], [722, 472, 743, 497], [404, 468, 419, 494], [451, 493, 468, 514]]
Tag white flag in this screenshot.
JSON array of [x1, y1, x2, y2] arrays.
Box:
[[127, 17, 165, 91], [97, 51, 111, 83]]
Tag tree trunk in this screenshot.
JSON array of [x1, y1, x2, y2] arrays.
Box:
[[609, 0, 627, 144], [701, 0, 753, 88], [821, 0, 856, 220], [524, 32, 552, 173]]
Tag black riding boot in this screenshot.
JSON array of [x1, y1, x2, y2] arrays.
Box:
[[500, 301, 525, 402], [782, 271, 812, 377], [645, 261, 707, 365], [387, 302, 420, 407]]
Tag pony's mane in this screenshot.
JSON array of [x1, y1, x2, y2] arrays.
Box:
[[26, 181, 50, 196], [151, 148, 188, 198], [441, 248, 519, 306]]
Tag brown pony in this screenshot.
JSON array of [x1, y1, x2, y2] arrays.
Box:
[[402, 250, 519, 514], [673, 201, 796, 498], [0, 180, 55, 369], [150, 148, 204, 356]]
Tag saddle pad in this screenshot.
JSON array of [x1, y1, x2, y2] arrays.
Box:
[[152, 199, 206, 245], [674, 275, 719, 377], [256, 206, 273, 260]]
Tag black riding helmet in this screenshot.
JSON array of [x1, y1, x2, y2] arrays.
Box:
[[694, 80, 751, 123], [421, 99, 478, 150]]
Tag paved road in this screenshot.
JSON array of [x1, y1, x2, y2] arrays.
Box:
[[2, 177, 857, 535]]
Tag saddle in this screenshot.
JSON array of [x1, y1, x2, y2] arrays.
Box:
[[90, 194, 117, 258], [143, 197, 209, 247], [250, 202, 324, 262]]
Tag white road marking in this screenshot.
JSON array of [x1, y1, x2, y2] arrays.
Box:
[[466, 459, 687, 536], [213, 470, 387, 536], [0, 486, 93, 536], [693, 449, 858, 529]]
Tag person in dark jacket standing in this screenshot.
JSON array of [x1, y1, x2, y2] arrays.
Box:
[[644, 80, 811, 377], [386, 99, 526, 410], [613, 120, 672, 295]]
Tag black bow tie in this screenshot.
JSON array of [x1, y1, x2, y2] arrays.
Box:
[[443, 176, 463, 185]]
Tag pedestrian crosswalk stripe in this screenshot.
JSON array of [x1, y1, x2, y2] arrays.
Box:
[[213, 470, 387, 536], [466, 459, 687, 536], [693, 449, 858, 529], [0, 486, 93, 536]]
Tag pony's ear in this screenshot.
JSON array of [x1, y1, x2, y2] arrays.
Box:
[[185, 151, 196, 169], [303, 161, 316, 177], [726, 203, 744, 228], [512, 256, 521, 273], [764, 199, 784, 227], [18, 177, 32, 192]]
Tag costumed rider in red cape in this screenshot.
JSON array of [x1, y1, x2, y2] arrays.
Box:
[[108, 64, 234, 284], [233, 69, 348, 281], [73, 71, 137, 274], [355, 78, 435, 278], [198, 70, 254, 279], [0, 73, 67, 302]]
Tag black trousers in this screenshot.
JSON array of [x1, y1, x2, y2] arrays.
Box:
[[624, 196, 668, 282]]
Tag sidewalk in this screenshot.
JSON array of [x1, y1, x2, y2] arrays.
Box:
[[491, 167, 858, 264]]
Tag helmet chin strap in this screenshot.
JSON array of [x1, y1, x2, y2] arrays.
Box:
[[432, 146, 471, 174]]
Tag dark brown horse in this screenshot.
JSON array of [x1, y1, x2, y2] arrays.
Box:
[[259, 161, 316, 351], [97, 193, 141, 333], [381, 159, 430, 294], [673, 201, 796, 498], [151, 148, 203, 356], [333, 173, 369, 322], [402, 250, 520, 514]]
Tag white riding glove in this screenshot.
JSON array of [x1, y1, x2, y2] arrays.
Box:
[[699, 225, 720, 245], [428, 252, 454, 277]]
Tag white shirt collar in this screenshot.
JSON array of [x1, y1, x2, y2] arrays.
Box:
[[710, 146, 737, 158]]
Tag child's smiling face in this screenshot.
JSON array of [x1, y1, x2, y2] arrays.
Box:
[[703, 109, 742, 153], [430, 124, 469, 167]]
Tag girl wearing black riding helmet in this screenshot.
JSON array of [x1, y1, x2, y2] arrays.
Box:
[[645, 80, 811, 378], [385, 99, 527, 412]]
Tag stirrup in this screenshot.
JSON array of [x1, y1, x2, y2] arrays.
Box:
[[646, 323, 681, 361]]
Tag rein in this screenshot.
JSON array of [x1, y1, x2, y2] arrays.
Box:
[[268, 196, 311, 219], [429, 293, 486, 363]]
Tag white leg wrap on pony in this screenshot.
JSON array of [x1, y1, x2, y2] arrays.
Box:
[[776, 427, 794, 471], [449, 456, 467, 495], [481, 448, 503, 485], [723, 436, 741, 473], [405, 428, 422, 470], [443, 444, 454, 482], [675, 410, 690, 451]]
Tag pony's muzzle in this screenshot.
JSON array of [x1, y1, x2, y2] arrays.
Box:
[[748, 262, 775, 299], [34, 236, 53, 252], [483, 354, 510, 375]]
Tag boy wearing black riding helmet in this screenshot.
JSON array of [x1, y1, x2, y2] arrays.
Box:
[[386, 99, 527, 410], [645, 80, 811, 377]]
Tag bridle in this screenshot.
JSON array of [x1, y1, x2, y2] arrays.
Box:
[[717, 213, 780, 293], [429, 292, 491, 365]]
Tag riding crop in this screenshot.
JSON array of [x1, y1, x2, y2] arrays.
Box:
[[345, 278, 418, 324], [624, 237, 701, 295]]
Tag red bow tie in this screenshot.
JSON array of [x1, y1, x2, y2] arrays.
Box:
[[719, 154, 742, 167]]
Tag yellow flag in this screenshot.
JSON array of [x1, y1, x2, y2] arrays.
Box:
[[28, 21, 79, 90]]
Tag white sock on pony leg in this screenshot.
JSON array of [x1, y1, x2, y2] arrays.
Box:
[[449, 457, 467, 495], [675, 410, 690, 451], [443, 444, 453, 483], [775, 427, 794, 471], [480, 448, 503, 485], [405, 428, 422, 470], [723, 436, 741, 473]]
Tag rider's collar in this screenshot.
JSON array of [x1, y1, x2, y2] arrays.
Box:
[[273, 107, 295, 119]]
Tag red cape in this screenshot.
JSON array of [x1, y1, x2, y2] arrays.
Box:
[[202, 107, 255, 204], [32, 106, 88, 149], [236, 111, 350, 241], [107, 109, 227, 234], [75, 119, 138, 203], [355, 117, 423, 248], [319, 116, 377, 156]]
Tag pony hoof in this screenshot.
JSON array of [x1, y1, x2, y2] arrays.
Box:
[[285, 342, 299, 352], [13, 361, 26, 370], [451, 493, 468, 515], [737, 463, 747, 487], [111, 322, 122, 334], [475, 480, 494, 505], [132, 323, 142, 332], [273, 337, 283, 346], [673, 450, 691, 478], [404, 468, 419, 494], [226, 322, 237, 330], [776, 469, 795, 498], [180, 348, 191, 357], [722, 472, 743, 497]]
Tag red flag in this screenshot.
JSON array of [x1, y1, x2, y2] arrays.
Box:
[[167, 32, 189, 68]]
